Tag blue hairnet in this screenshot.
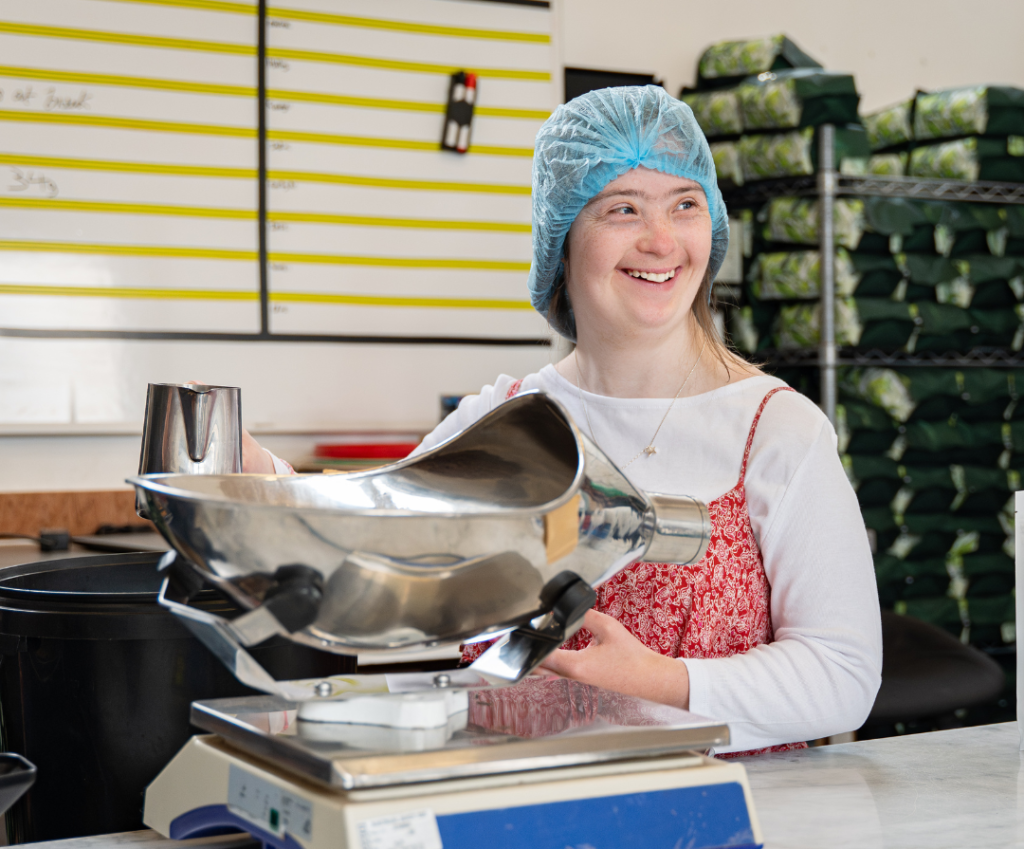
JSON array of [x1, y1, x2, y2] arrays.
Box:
[[529, 85, 728, 318]]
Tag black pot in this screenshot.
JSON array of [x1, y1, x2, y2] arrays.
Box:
[[0, 552, 354, 843]]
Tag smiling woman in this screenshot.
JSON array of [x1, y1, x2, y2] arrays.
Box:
[[430, 87, 881, 756], [251, 86, 883, 756]]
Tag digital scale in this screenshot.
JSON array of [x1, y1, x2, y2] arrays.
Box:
[[144, 674, 763, 849]]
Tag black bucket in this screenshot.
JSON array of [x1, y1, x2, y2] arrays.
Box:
[[0, 551, 354, 843]]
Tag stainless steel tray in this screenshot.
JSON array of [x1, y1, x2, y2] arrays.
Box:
[[191, 676, 729, 791]]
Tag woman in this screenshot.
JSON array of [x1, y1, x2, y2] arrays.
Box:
[[252, 86, 882, 754]]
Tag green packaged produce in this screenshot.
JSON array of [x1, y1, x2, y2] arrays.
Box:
[[839, 367, 916, 421], [710, 140, 744, 185], [909, 137, 1024, 182], [863, 196, 929, 237], [893, 597, 964, 634], [748, 248, 900, 300], [863, 98, 915, 150], [958, 551, 1015, 578], [890, 482, 956, 518], [914, 86, 1024, 140], [697, 34, 821, 86], [893, 253, 960, 285], [729, 305, 760, 354], [836, 400, 897, 454], [775, 298, 917, 350], [866, 153, 908, 176], [903, 417, 1006, 454], [760, 197, 866, 248], [969, 305, 1024, 349], [875, 555, 951, 607], [736, 69, 859, 131], [964, 595, 1015, 627], [842, 453, 902, 482], [855, 477, 903, 508], [738, 124, 871, 181], [681, 89, 744, 138]]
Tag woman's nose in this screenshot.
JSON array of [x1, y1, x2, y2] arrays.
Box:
[[637, 215, 676, 256]]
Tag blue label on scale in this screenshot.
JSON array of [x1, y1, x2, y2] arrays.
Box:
[[435, 781, 760, 849]]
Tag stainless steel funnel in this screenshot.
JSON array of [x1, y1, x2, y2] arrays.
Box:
[[136, 383, 242, 519], [130, 391, 708, 691]]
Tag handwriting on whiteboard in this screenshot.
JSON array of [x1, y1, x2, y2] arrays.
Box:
[[6, 167, 58, 198], [0, 85, 92, 112]]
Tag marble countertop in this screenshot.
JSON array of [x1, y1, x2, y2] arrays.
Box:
[[740, 722, 1024, 849], [19, 723, 1024, 849]]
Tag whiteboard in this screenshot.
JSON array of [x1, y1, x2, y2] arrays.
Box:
[[0, 0, 559, 342]]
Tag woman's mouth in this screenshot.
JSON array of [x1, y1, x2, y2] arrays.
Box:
[[623, 268, 677, 283]]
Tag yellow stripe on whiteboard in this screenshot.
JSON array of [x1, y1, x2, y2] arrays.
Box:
[[267, 89, 549, 120], [0, 110, 255, 138], [0, 65, 256, 98], [268, 128, 532, 157], [268, 211, 529, 232], [0, 282, 531, 310], [0, 240, 256, 261], [0, 283, 258, 300], [0, 241, 528, 270], [268, 170, 531, 194], [0, 154, 530, 193], [270, 253, 530, 271], [0, 153, 256, 179], [270, 292, 534, 310], [0, 196, 256, 219], [265, 47, 549, 81], [0, 67, 549, 120], [0, 197, 528, 232], [98, 0, 257, 16], [0, 113, 531, 155], [0, 22, 548, 80], [264, 7, 550, 44], [96, 0, 551, 45], [0, 21, 255, 56]]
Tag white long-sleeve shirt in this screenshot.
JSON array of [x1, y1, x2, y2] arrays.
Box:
[[415, 366, 882, 753]]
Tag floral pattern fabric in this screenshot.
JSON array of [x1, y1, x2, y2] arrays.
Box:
[[463, 382, 807, 755]]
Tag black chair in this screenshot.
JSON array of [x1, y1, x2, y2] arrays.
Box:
[[866, 611, 1006, 725]]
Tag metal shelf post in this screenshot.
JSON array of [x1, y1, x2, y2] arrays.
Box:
[[817, 124, 837, 425]]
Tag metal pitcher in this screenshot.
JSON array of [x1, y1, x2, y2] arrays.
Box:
[[136, 383, 242, 519], [130, 391, 709, 691]]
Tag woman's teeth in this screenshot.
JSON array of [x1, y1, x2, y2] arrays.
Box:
[[626, 269, 676, 283]]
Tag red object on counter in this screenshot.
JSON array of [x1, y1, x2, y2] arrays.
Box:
[[314, 443, 419, 460]]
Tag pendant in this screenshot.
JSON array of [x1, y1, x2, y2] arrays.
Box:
[[644, 445, 658, 456]]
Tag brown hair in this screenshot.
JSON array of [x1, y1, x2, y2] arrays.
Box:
[[547, 264, 738, 375]]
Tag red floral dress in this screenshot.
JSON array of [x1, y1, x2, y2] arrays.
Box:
[[463, 382, 807, 756]]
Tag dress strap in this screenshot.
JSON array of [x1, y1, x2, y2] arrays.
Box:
[[505, 378, 524, 400], [738, 386, 796, 484]]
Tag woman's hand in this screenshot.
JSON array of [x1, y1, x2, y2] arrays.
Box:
[[242, 428, 276, 474], [539, 609, 690, 709]]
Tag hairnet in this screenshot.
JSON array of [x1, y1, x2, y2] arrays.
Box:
[[528, 85, 728, 317]]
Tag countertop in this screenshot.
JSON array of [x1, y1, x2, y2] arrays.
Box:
[[17, 723, 1024, 849], [739, 722, 1024, 848]]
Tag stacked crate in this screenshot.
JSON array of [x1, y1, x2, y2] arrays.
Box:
[[863, 87, 1024, 181], [681, 35, 869, 188], [839, 368, 1018, 649]]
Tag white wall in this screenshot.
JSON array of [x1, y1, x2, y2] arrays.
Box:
[[0, 337, 557, 491], [561, 0, 1024, 112]]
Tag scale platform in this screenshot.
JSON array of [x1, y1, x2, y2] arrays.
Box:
[[144, 674, 763, 849]]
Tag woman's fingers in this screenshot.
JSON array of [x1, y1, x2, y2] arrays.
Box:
[[242, 428, 275, 473]]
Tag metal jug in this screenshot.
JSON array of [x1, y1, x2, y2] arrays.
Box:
[[130, 391, 709, 690], [136, 383, 242, 519]]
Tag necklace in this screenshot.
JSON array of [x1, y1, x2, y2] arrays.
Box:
[[573, 338, 707, 468]]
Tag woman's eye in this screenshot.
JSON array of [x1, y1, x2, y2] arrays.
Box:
[[611, 205, 636, 215], [676, 199, 696, 211]]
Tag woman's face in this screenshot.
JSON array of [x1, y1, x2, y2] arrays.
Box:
[[563, 167, 713, 344]]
